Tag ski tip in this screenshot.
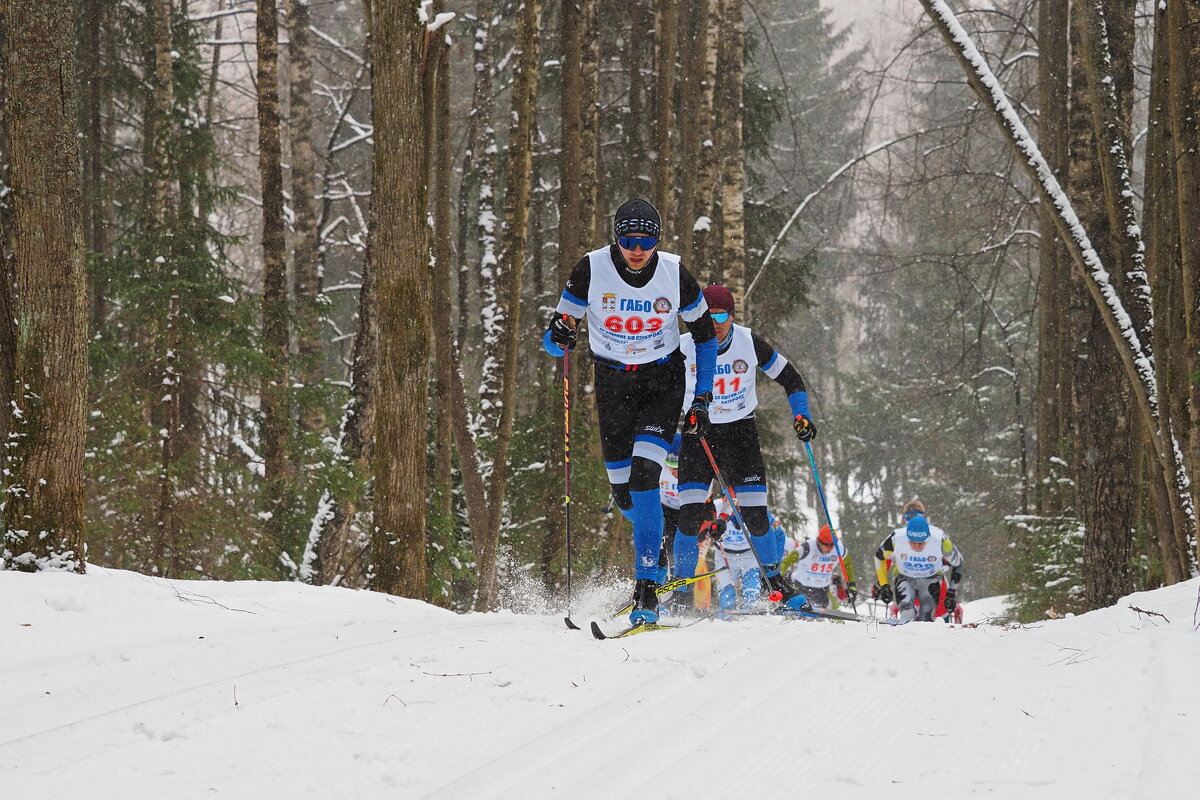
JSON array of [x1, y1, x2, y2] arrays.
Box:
[[564, 616, 581, 630], [590, 621, 608, 640]]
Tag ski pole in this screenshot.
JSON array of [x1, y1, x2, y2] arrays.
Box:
[[699, 436, 780, 603], [803, 441, 856, 614], [562, 344, 575, 628]]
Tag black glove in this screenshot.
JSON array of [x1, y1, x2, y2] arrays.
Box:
[[546, 314, 577, 351], [766, 571, 796, 601], [685, 393, 712, 437], [943, 589, 957, 612], [698, 519, 717, 541], [846, 582, 858, 604], [793, 414, 817, 442], [876, 583, 893, 604]]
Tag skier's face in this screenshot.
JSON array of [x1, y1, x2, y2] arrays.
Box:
[[710, 308, 733, 340], [618, 233, 656, 269]]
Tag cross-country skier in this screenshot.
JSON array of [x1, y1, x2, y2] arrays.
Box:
[[708, 496, 766, 614], [873, 501, 964, 623], [542, 198, 717, 626], [670, 284, 817, 608], [779, 524, 857, 611]]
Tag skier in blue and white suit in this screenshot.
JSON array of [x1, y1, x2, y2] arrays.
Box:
[[672, 284, 817, 607], [542, 198, 717, 625]]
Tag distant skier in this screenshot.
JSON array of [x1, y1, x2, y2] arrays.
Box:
[[671, 284, 818, 608], [709, 497, 765, 614], [542, 198, 716, 626], [780, 524, 857, 612], [873, 500, 964, 623]]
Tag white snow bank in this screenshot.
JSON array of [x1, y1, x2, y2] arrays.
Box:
[[2, 567, 1196, 798]]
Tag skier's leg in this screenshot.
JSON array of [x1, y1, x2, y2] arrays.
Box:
[[593, 369, 639, 519], [896, 576, 919, 623], [720, 419, 777, 574], [914, 579, 939, 622], [674, 432, 709, 583]]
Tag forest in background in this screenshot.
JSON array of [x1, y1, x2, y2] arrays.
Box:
[[2, 0, 1198, 621]]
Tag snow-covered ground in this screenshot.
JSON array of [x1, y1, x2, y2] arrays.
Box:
[[2, 568, 1197, 799]]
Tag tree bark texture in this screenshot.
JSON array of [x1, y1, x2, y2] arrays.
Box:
[[430, 0, 454, 528], [366, 0, 430, 598], [287, 0, 325, 435], [1166, 0, 1200, 570], [652, 0, 678, 237], [1033, 0, 1070, 516], [715, 0, 745, 299], [1143, 1, 1191, 583], [257, 0, 292, 565], [2, 0, 89, 572], [1068, 0, 1135, 609]]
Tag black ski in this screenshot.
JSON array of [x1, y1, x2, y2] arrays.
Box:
[[591, 612, 713, 640]]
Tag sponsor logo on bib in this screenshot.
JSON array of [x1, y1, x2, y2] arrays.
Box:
[[601, 292, 617, 311], [733, 359, 749, 374], [653, 297, 673, 314]]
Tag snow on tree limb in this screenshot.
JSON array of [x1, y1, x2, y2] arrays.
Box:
[[919, 0, 1157, 406]]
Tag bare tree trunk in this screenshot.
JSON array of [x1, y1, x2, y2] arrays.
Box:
[[1166, 0, 1200, 569], [715, 0, 745, 298], [147, 0, 181, 574], [456, 5, 494, 352], [690, 0, 721, 283], [0, 1, 16, 446], [430, 0, 454, 529], [652, 0, 678, 237], [624, 0, 648, 199], [677, 0, 712, 270], [2, 0, 89, 573], [560, 0, 585, 274], [1034, 0, 1070, 516], [579, 0, 601, 241], [474, 0, 544, 611], [287, 0, 325, 435], [258, 0, 292, 568], [1069, 0, 1137, 608], [367, 0, 430, 598], [1143, 0, 1188, 583]]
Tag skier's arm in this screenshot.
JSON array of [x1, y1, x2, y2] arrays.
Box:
[[751, 332, 812, 427], [780, 541, 810, 575], [874, 533, 896, 586], [679, 268, 716, 396], [543, 257, 590, 356], [942, 536, 964, 591]]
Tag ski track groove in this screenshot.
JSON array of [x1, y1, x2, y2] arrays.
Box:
[[0, 616, 521, 775], [421, 618, 791, 798]]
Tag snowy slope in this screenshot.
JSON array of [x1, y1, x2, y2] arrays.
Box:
[[2, 567, 1197, 799]]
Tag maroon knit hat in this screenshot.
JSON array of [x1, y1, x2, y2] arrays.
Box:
[[703, 285, 736, 314]]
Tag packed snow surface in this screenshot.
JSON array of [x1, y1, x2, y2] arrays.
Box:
[[2, 567, 1197, 798]]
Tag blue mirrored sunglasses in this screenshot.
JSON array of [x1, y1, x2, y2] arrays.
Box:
[[618, 235, 658, 251], [710, 311, 731, 323]]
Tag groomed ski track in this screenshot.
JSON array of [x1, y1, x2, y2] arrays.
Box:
[[2, 567, 1196, 799]]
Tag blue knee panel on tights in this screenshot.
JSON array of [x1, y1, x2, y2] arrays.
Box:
[[630, 488, 665, 579], [673, 531, 699, 581], [750, 534, 779, 576]]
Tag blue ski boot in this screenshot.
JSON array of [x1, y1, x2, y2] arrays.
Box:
[[785, 594, 811, 612], [629, 578, 660, 626]]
